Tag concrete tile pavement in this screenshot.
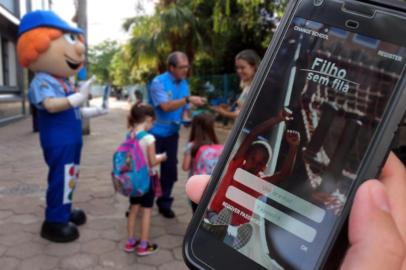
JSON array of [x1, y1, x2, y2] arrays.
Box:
[[0, 98, 229, 270]]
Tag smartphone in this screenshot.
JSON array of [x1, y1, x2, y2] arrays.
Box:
[[183, 0, 406, 269], [102, 84, 111, 109]]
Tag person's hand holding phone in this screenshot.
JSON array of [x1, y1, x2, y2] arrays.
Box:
[[210, 106, 220, 113], [185, 153, 406, 270], [189, 96, 206, 107], [158, 152, 167, 163], [340, 152, 406, 270], [211, 105, 226, 114]]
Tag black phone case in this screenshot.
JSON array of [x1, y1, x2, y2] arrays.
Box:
[[183, 0, 406, 269], [362, 0, 406, 12]]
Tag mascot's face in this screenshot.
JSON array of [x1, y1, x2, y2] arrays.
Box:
[[29, 33, 85, 78]]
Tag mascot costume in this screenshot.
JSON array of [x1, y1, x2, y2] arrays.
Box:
[[17, 10, 108, 242]]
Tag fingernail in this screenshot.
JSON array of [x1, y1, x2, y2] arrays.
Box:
[[370, 182, 391, 213]]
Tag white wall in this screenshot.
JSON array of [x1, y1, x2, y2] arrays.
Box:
[[0, 37, 3, 86], [31, 0, 49, 11], [7, 41, 16, 86]]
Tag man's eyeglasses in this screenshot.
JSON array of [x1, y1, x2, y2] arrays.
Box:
[[175, 65, 191, 70]]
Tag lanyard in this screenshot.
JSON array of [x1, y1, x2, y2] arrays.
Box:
[[52, 76, 78, 95]]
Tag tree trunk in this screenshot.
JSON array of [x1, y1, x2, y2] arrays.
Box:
[[73, 0, 91, 135], [74, 0, 88, 68]]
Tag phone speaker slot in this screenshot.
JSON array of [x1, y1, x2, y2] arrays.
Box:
[[342, 1, 375, 18]]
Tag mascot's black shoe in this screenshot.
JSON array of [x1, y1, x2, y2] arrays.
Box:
[[70, 208, 87, 226], [41, 221, 79, 243]]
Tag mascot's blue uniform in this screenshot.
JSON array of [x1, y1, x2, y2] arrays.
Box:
[[30, 73, 82, 223]]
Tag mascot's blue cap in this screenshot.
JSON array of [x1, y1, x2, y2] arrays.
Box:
[[18, 10, 83, 36]]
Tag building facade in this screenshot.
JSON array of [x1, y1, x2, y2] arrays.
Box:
[[0, 0, 23, 125], [0, 0, 51, 126]]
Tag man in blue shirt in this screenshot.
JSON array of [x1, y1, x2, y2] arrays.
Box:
[[149, 51, 205, 218]]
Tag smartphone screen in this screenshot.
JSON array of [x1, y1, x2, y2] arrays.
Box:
[[188, 2, 406, 269]]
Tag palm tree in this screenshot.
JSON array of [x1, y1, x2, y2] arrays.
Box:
[[124, 2, 207, 72]]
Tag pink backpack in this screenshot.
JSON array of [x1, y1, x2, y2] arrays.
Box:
[[111, 131, 150, 197], [192, 144, 224, 175]]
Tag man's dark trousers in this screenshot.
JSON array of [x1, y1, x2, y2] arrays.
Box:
[[155, 133, 179, 211]]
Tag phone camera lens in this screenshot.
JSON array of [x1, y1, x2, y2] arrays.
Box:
[[345, 20, 359, 29]]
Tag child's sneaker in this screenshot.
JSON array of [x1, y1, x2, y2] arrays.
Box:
[[136, 241, 159, 256], [124, 239, 139, 253]]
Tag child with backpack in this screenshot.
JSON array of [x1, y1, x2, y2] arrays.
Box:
[[182, 112, 224, 212], [122, 103, 167, 255]]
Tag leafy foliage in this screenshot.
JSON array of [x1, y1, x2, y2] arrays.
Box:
[[89, 0, 288, 86], [88, 40, 120, 83]]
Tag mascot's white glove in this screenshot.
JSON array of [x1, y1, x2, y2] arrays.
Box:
[[67, 76, 96, 108], [81, 106, 109, 119]]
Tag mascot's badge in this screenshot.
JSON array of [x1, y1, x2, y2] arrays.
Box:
[[63, 163, 79, 204], [40, 82, 49, 90]]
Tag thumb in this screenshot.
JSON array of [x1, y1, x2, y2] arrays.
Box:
[[79, 76, 95, 93], [341, 180, 405, 270]]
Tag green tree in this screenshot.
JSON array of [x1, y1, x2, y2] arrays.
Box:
[[94, 0, 288, 86], [110, 47, 132, 86], [186, 0, 287, 74], [88, 40, 120, 82], [124, 0, 207, 73]]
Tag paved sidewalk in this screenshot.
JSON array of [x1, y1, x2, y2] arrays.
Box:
[[0, 99, 228, 270]]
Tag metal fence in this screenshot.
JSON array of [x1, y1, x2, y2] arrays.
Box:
[[189, 73, 241, 105]]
